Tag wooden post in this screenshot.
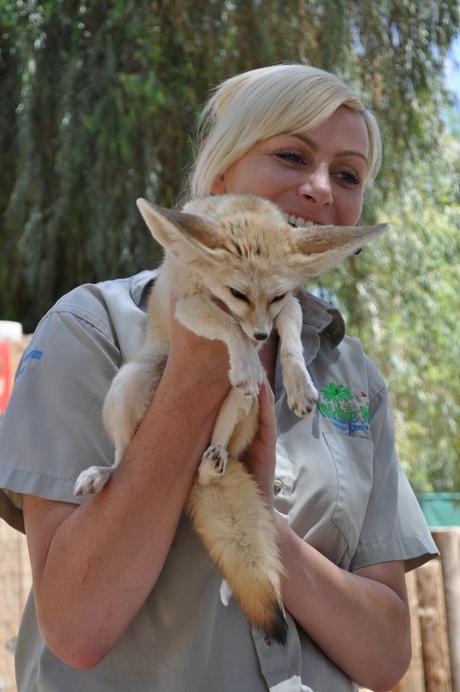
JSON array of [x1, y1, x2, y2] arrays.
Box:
[[394, 569, 425, 692], [432, 528, 460, 692], [416, 558, 452, 691]]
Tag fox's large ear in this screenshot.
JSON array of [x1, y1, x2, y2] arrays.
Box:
[[136, 198, 225, 265], [288, 223, 387, 277]]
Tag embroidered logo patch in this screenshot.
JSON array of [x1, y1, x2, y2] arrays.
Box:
[[318, 382, 369, 434], [17, 349, 43, 377]]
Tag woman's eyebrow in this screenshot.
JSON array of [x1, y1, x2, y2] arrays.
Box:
[[337, 149, 369, 164], [290, 133, 319, 151], [289, 133, 368, 164]]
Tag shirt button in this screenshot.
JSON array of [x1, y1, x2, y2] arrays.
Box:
[[264, 634, 272, 646], [273, 478, 283, 496]]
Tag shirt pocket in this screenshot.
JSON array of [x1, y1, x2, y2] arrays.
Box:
[[324, 433, 374, 558]]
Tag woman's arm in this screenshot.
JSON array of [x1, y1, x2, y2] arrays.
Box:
[[275, 517, 410, 691], [23, 314, 230, 670], [244, 384, 411, 692]]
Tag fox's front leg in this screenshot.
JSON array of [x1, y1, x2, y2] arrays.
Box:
[[175, 294, 264, 396], [276, 294, 318, 416]]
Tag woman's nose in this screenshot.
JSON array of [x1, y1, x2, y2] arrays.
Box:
[[298, 167, 333, 206]]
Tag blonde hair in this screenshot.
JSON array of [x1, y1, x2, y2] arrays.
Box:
[[188, 64, 382, 198]]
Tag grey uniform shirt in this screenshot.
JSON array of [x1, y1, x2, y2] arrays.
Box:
[[0, 270, 437, 692]]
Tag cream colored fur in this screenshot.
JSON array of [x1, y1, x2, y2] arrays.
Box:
[[74, 194, 386, 643]]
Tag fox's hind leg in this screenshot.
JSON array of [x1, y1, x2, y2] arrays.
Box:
[[198, 388, 258, 485], [74, 345, 167, 496]]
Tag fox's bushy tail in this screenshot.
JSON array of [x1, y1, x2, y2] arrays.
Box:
[[186, 458, 287, 644]]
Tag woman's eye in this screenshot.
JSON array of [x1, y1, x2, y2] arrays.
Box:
[[275, 150, 306, 165], [270, 293, 286, 303], [335, 169, 361, 186], [229, 287, 249, 302]]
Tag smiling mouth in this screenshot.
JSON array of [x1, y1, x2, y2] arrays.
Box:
[[282, 213, 322, 227]]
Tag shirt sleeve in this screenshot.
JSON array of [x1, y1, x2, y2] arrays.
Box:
[[349, 363, 438, 572], [0, 307, 120, 532]]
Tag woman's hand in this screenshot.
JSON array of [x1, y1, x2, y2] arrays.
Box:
[[164, 294, 230, 391], [242, 382, 277, 509]]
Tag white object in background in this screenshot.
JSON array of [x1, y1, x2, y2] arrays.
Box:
[[0, 321, 23, 341], [220, 578, 233, 606]]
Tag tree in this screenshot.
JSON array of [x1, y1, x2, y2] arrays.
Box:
[[1, 0, 458, 329]]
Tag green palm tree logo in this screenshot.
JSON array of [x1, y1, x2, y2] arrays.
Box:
[[319, 382, 360, 432], [321, 383, 353, 404], [318, 382, 369, 433]]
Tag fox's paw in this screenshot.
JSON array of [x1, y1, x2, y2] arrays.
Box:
[[198, 444, 228, 485], [284, 363, 318, 417], [74, 466, 113, 496]]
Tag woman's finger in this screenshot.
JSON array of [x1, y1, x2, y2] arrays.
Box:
[[255, 382, 276, 446], [169, 291, 178, 318]]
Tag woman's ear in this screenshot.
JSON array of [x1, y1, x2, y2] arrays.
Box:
[[210, 173, 226, 195]]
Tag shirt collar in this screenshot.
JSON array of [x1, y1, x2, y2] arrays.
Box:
[[297, 291, 345, 347], [131, 269, 160, 309]]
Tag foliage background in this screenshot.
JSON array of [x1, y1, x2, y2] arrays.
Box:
[[1, 0, 459, 491]]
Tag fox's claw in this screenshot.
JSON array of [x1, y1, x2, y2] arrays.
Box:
[[198, 444, 228, 484], [289, 395, 317, 417]]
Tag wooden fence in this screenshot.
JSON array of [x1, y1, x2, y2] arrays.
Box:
[[1, 525, 459, 691], [0, 521, 31, 692], [394, 528, 460, 692]]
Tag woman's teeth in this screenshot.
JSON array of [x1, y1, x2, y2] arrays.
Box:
[[283, 213, 315, 228]]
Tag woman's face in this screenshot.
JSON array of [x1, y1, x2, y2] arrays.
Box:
[[211, 106, 369, 226]]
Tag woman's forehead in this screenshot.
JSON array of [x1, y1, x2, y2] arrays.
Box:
[[261, 108, 370, 158]]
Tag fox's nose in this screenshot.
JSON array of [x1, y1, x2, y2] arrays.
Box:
[[254, 332, 268, 342]]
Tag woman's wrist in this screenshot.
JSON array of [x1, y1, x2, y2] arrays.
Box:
[[158, 357, 229, 412]]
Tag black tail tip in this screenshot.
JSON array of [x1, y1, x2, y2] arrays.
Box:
[[267, 605, 288, 646]]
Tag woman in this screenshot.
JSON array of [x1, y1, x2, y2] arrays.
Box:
[[0, 64, 437, 691]]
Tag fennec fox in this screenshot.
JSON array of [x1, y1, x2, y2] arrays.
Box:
[[74, 194, 386, 644]]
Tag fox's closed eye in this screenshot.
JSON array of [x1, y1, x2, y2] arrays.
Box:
[[229, 287, 250, 303], [270, 293, 287, 303]]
